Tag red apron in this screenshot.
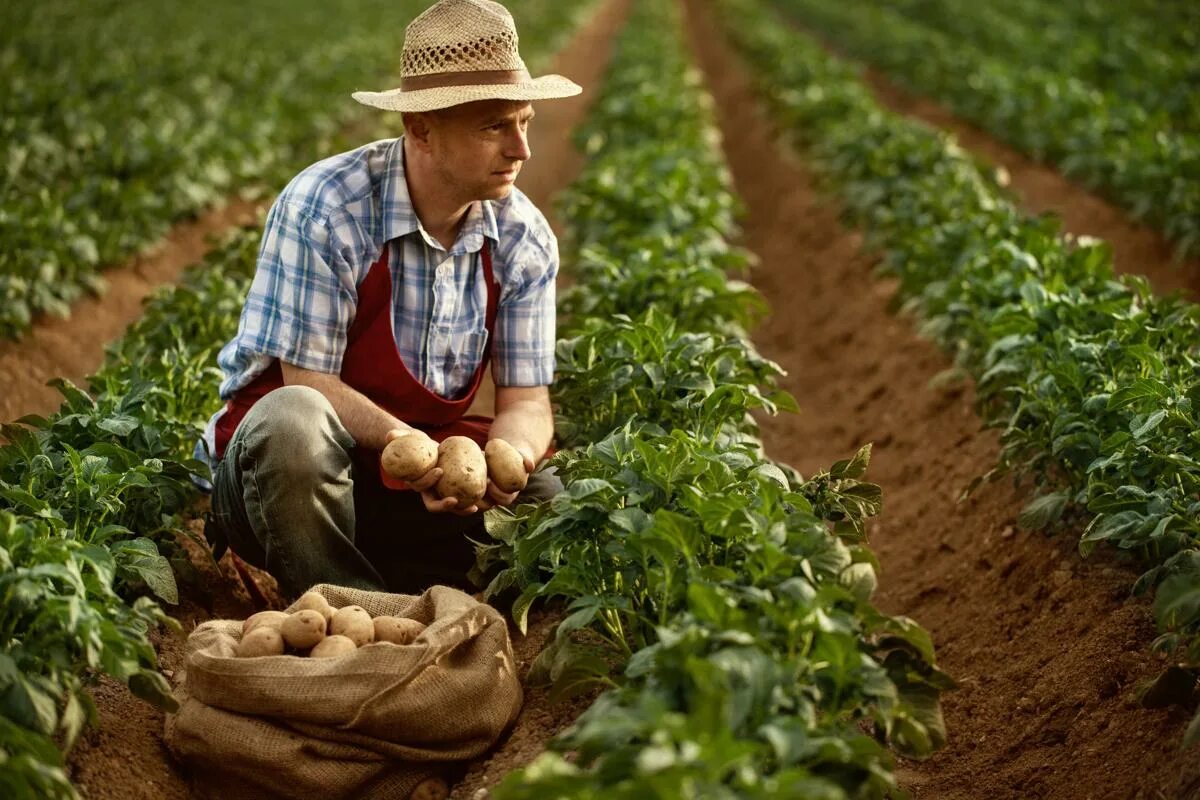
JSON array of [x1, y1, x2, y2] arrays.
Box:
[[213, 242, 498, 487]]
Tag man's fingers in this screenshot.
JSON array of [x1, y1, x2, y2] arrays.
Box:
[[420, 489, 457, 514], [486, 480, 519, 508], [409, 467, 443, 492], [384, 427, 412, 444]]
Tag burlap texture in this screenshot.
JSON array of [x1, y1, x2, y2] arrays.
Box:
[[164, 584, 523, 800]]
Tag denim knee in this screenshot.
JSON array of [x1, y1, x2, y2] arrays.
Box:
[[237, 385, 354, 489]]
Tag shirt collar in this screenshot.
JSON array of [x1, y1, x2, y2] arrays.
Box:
[[382, 137, 500, 255]]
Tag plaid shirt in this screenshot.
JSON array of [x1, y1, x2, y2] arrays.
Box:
[[199, 136, 558, 464]]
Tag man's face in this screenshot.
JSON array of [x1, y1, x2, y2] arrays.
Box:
[[419, 99, 535, 202]]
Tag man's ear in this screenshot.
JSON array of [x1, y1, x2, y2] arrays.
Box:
[[403, 112, 435, 151]]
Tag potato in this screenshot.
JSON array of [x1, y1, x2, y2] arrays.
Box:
[[310, 634, 358, 658], [242, 610, 288, 637], [281, 610, 327, 650], [484, 439, 528, 493], [435, 436, 487, 505], [409, 777, 449, 800], [237, 626, 285, 658], [382, 431, 439, 482], [293, 590, 334, 626], [373, 616, 426, 645], [330, 605, 374, 647]]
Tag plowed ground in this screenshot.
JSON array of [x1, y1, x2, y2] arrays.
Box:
[[20, 0, 1200, 797]]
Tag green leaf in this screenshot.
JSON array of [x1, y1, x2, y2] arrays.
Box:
[[1018, 492, 1069, 531], [114, 539, 179, 604], [829, 444, 872, 480], [511, 583, 544, 636], [1155, 574, 1200, 632], [96, 415, 141, 437], [128, 671, 179, 712], [1130, 410, 1167, 440], [1107, 379, 1170, 410]]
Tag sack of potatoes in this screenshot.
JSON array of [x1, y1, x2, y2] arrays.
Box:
[[164, 584, 522, 800]]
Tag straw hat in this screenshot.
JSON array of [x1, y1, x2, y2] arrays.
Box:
[[352, 0, 582, 113]]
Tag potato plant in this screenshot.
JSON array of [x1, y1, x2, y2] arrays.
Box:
[[769, 0, 1200, 259], [483, 2, 949, 796], [0, 512, 177, 798]]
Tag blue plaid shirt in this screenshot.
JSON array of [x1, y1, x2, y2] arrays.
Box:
[[200, 136, 558, 463]]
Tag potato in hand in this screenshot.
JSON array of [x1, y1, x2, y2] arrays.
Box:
[[484, 438, 528, 494], [382, 432, 439, 482], [435, 436, 487, 505]]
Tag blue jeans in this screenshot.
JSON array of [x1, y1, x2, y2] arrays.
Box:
[[207, 385, 561, 599]]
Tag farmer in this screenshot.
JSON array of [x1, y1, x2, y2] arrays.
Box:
[[198, 0, 580, 598]]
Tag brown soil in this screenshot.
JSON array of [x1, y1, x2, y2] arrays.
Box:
[[0, 199, 264, 426], [683, 2, 1200, 799], [66, 1, 630, 797]]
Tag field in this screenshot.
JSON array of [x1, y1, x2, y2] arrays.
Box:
[[3, 1, 1200, 798]]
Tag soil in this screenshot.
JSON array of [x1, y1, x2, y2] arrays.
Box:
[[0, 199, 264, 426], [64, 1, 630, 797], [682, 1, 1200, 799]]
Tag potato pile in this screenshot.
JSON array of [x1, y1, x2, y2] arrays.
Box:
[[236, 591, 426, 658], [381, 432, 528, 505]]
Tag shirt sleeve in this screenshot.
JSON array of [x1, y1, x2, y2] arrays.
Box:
[[236, 199, 356, 374], [492, 229, 558, 387]]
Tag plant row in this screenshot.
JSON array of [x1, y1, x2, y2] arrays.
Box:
[[862, 0, 1199, 134], [0, 230, 256, 799], [721, 0, 1200, 744], [478, 2, 950, 797], [0, 0, 591, 341], [768, 0, 1200, 261], [0, 5, 599, 794]]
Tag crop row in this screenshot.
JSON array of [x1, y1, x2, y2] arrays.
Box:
[[0, 6, 597, 795], [477, 2, 950, 797], [768, 0, 1200, 260], [0, 0, 594, 342], [863, 0, 1199, 134], [720, 0, 1200, 743]]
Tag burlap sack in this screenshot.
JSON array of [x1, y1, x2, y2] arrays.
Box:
[[164, 584, 523, 800]]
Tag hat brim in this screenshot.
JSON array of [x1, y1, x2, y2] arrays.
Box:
[[351, 74, 582, 113]]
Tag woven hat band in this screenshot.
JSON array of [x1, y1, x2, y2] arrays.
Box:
[[400, 68, 532, 92]]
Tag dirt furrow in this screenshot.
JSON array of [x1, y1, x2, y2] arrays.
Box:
[[0, 199, 263, 425], [859, 69, 1200, 301], [683, 1, 1200, 798], [66, 1, 630, 797]]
